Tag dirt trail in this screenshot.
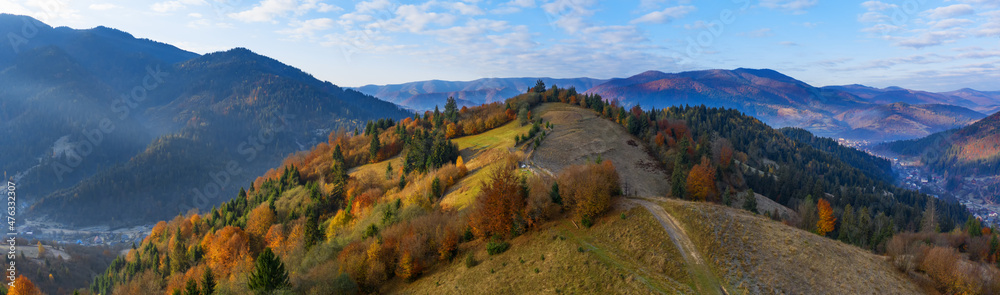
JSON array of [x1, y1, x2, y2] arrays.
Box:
[[630, 197, 729, 295]]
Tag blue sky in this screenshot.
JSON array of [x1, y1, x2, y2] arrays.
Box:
[[2, 0, 999, 91]]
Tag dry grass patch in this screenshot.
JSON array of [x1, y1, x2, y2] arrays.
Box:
[[659, 198, 921, 295], [394, 206, 694, 294]]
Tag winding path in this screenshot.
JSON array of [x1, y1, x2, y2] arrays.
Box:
[[629, 197, 729, 295]]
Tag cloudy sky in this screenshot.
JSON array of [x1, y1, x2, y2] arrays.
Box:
[[2, 0, 999, 91]]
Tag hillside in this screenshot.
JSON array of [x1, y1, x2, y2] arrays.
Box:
[[79, 85, 983, 295], [834, 102, 985, 141], [880, 110, 1000, 176]]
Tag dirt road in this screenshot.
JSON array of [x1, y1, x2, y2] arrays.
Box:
[[630, 197, 729, 295]]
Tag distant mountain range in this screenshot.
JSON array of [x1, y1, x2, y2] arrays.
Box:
[[355, 77, 608, 111], [362, 68, 996, 142], [0, 14, 410, 227]]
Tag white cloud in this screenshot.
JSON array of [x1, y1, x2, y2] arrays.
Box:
[[88, 3, 118, 11], [229, 0, 336, 22], [930, 18, 973, 29], [895, 31, 964, 48], [760, 0, 818, 14], [449, 2, 484, 15], [229, 0, 299, 22], [925, 4, 974, 19], [151, 0, 206, 13], [541, 0, 597, 34], [743, 28, 773, 38], [857, 11, 888, 23], [861, 1, 896, 11], [509, 0, 536, 8], [491, 0, 536, 14], [780, 41, 798, 46], [630, 5, 696, 24], [393, 4, 456, 33], [278, 18, 334, 39]]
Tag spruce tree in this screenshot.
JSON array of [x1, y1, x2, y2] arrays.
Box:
[[304, 208, 320, 249], [549, 183, 562, 205], [742, 189, 757, 214], [184, 277, 200, 295], [202, 267, 216, 295], [369, 133, 381, 163], [247, 248, 291, 294]]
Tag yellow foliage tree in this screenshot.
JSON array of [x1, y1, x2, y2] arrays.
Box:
[[36, 242, 44, 258], [816, 199, 837, 236]]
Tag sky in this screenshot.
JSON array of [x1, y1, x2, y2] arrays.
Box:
[[1, 0, 999, 91]]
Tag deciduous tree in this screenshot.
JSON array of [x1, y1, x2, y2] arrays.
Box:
[[246, 203, 276, 238], [816, 198, 836, 236], [685, 157, 718, 202], [470, 158, 524, 238], [9, 275, 42, 295]]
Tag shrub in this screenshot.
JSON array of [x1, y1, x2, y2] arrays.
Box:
[[487, 240, 510, 255], [362, 224, 379, 239], [465, 252, 477, 268], [557, 161, 620, 225], [581, 215, 593, 228]]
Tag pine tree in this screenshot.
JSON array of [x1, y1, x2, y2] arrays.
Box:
[[839, 204, 856, 244], [549, 183, 562, 205], [202, 267, 216, 295], [304, 208, 321, 249], [369, 134, 381, 163], [385, 162, 394, 180], [332, 144, 344, 165], [670, 158, 686, 199], [184, 277, 200, 295], [742, 189, 757, 213], [444, 96, 459, 122], [247, 248, 291, 294], [966, 216, 982, 237], [921, 199, 939, 233]]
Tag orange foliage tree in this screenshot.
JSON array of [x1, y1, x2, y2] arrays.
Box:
[[9, 275, 42, 295], [685, 157, 718, 202], [246, 203, 276, 238], [201, 226, 251, 277], [816, 199, 837, 236], [470, 158, 524, 238], [558, 160, 621, 226]]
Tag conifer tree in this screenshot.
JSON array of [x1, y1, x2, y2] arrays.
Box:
[[742, 189, 757, 213], [184, 277, 200, 295], [202, 267, 216, 295], [247, 248, 291, 294]]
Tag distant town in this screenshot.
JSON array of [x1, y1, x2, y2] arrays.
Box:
[[838, 138, 1000, 230]]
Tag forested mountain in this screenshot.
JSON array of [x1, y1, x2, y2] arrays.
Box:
[[834, 102, 986, 141], [823, 84, 979, 107], [583, 69, 986, 142], [82, 84, 983, 295], [355, 77, 607, 111], [880, 110, 1000, 176], [0, 14, 411, 227]]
